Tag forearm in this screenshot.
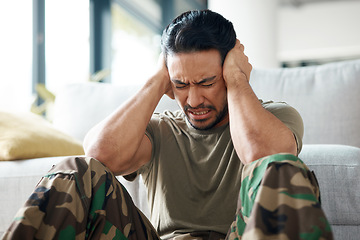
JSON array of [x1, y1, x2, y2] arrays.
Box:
[[227, 78, 297, 164], [83, 72, 168, 171]]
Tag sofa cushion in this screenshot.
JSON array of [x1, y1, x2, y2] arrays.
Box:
[[0, 111, 84, 161], [53, 82, 179, 141], [299, 144, 360, 226], [251, 59, 360, 147]]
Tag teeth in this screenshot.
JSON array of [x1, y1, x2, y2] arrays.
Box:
[[192, 111, 208, 115]]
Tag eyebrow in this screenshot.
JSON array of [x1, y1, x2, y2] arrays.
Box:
[[171, 76, 216, 85], [171, 79, 188, 85]]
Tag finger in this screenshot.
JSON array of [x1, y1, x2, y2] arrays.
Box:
[[247, 63, 252, 82], [235, 39, 241, 48], [239, 43, 245, 52]]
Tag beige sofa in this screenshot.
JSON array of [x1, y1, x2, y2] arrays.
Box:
[[1, 59, 360, 239]]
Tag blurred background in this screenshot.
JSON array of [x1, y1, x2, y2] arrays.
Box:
[[0, 0, 359, 113]]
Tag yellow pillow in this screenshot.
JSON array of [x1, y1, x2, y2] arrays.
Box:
[[0, 111, 85, 161]]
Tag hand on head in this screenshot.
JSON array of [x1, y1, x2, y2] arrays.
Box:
[[223, 39, 252, 86], [156, 53, 174, 99]]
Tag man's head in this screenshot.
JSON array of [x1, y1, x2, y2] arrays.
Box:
[[161, 10, 237, 130], [161, 10, 236, 65]]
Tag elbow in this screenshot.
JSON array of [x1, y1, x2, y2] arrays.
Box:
[[83, 126, 115, 165], [84, 142, 111, 165], [84, 139, 139, 176], [240, 149, 271, 165], [238, 136, 298, 164], [84, 141, 124, 174], [240, 148, 295, 165]]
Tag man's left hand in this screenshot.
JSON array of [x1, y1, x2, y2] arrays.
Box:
[[223, 39, 252, 87]]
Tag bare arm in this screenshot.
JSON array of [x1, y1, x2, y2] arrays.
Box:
[[223, 40, 297, 164], [83, 57, 173, 175]]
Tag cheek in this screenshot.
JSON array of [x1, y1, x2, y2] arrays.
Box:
[[173, 89, 187, 108], [210, 87, 228, 109], [210, 84, 227, 98]]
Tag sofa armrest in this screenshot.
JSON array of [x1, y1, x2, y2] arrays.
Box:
[[299, 144, 360, 227]]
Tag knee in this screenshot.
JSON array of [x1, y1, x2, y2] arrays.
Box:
[[48, 156, 110, 177], [243, 153, 306, 176], [260, 153, 300, 163]]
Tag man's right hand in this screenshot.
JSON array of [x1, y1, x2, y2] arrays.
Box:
[[156, 53, 174, 99]]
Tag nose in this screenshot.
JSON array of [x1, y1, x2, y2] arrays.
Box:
[[186, 86, 204, 108]]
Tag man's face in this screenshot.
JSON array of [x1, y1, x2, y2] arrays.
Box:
[[167, 49, 229, 130]]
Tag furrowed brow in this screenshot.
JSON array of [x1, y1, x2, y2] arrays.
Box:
[[171, 79, 189, 85], [195, 76, 216, 85]]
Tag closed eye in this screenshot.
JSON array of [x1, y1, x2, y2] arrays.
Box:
[[175, 85, 188, 89], [202, 83, 214, 87], [171, 79, 189, 89], [197, 76, 216, 88]]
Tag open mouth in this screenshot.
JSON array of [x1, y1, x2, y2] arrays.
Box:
[[188, 109, 211, 121], [190, 110, 209, 115]]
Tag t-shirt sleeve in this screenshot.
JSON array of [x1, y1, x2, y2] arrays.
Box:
[[262, 101, 304, 155]]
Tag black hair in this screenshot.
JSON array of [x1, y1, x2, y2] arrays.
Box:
[[161, 9, 236, 65]]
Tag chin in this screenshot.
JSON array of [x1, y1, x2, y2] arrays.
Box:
[[188, 119, 217, 131]]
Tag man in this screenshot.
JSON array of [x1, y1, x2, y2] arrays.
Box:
[[3, 10, 332, 240]]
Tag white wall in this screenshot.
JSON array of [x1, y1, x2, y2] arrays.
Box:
[[209, 0, 360, 67], [278, 1, 360, 62], [209, 0, 280, 68]]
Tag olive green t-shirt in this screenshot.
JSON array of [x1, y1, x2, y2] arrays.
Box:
[[138, 101, 303, 239]]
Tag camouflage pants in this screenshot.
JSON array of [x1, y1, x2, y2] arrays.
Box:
[[3, 154, 333, 240], [227, 153, 333, 240]]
